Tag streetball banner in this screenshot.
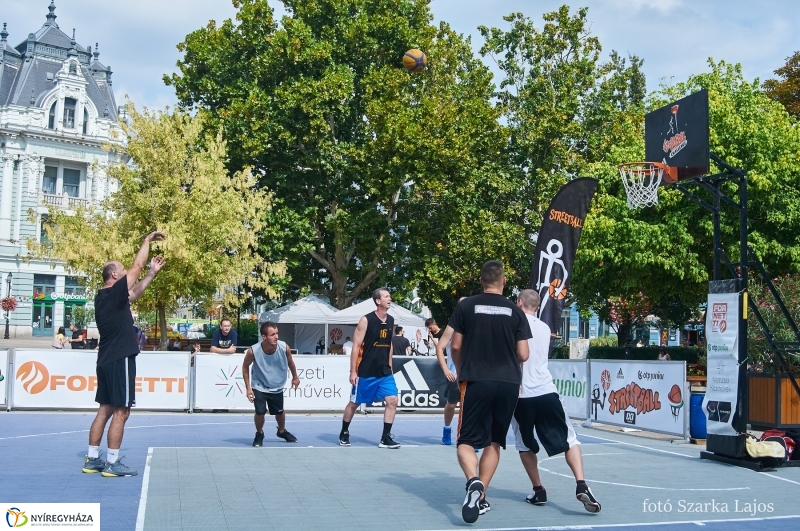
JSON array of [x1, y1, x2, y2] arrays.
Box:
[[193, 354, 351, 411], [0, 349, 8, 407], [10, 350, 190, 410], [588, 360, 687, 436], [548, 360, 587, 419], [703, 292, 740, 436]]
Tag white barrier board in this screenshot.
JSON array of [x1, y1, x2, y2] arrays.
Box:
[[0, 350, 8, 406], [193, 354, 351, 411], [588, 360, 686, 436], [548, 359, 587, 419], [10, 350, 190, 410]]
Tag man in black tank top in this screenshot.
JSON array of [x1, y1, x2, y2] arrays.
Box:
[[339, 288, 401, 448]]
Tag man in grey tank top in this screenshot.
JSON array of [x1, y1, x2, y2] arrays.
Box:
[[243, 321, 301, 446]]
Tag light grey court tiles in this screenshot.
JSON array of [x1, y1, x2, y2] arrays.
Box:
[[139, 432, 800, 531]]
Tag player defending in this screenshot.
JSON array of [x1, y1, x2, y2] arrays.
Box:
[[82, 231, 165, 477], [243, 321, 300, 446], [514, 289, 601, 513], [449, 261, 531, 523], [434, 299, 466, 445], [339, 288, 400, 449]]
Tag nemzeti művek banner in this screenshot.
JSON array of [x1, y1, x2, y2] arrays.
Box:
[[193, 354, 350, 411], [0, 349, 8, 406], [548, 360, 587, 419], [588, 360, 687, 436], [703, 293, 739, 436], [11, 350, 190, 410], [530, 178, 598, 340]]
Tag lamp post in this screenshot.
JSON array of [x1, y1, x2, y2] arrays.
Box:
[[4, 272, 12, 339]]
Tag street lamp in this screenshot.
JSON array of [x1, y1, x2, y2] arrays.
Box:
[[4, 272, 12, 339]]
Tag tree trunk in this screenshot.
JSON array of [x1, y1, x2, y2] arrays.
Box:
[[157, 302, 168, 350], [617, 321, 632, 347]]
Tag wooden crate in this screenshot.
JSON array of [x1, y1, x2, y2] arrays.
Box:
[[748, 374, 800, 429]]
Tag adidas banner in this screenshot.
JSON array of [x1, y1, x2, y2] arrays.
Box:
[[530, 178, 598, 342], [386, 357, 450, 409]]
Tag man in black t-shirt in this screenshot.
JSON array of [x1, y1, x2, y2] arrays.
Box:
[[210, 319, 238, 354], [448, 260, 531, 523], [339, 288, 400, 449], [391, 326, 411, 356], [81, 231, 165, 478], [69, 323, 86, 349], [423, 318, 443, 356]]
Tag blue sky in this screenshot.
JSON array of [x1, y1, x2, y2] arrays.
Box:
[[3, 1, 798, 110]]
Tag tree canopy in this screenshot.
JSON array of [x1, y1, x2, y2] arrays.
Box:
[[763, 51, 800, 118], [28, 105, 278, 346]]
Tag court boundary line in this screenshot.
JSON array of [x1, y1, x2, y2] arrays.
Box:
[[413, 513, 800, 531], [134, 447, 153, 531]]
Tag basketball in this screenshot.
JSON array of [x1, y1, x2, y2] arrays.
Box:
[[403, 49, 427, 73], [549, 278, 566, 300], [668, 384, 682, 405]]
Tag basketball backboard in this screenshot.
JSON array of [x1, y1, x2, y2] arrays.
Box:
[[645, 89, 709, 181]]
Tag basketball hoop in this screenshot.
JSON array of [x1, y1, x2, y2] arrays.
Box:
[[618, 162, 677, 209]]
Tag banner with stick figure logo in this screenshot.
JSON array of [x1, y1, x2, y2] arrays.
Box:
[[530, 178, 598, 343]]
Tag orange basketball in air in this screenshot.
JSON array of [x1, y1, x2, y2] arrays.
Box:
[[403, 49, 427, 72], [549, 278, 567, 300]]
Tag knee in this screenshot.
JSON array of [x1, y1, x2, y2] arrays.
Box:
[[384, 396, 398, 407]]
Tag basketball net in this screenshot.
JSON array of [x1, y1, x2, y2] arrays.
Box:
[[618, 162, 666, 209]]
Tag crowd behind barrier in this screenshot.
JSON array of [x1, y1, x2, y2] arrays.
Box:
[[1, 349, 688, 438]]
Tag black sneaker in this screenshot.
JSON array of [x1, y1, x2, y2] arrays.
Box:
[[462, 477, 484, 523], [379, 433, 400, 449], [252, 431, 264, 447], [526, 489, 547, 505], [339, 430, 351, 446], [576, 484, 601, 513], [478, 498, 491, 515], [276, 429, 297, 443]]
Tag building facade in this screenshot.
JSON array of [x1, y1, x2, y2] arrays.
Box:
[[0, 2, 124, 337]]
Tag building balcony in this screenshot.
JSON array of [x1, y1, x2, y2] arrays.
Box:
[[39, 192, 90, 209]]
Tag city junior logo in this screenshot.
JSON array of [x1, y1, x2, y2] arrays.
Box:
[[15, 361, 49, 395], [6, 507, 28, 528]]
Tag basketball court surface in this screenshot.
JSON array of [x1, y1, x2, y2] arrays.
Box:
[[1, 413, 799, 530]]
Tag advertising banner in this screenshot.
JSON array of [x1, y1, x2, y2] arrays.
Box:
[[588, 360, 687, 436], [193, 354, 351, 411], [702, 292, 740, 436], [10, 350, 190, 410], [0, 350, 8, 406], [548, 360, 587, 419], [389, 356, 450, 409]]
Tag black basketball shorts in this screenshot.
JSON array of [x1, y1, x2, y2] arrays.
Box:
[[95, 355, 136, 408], [512, 392, 579, 456], [253, 389, 284, 416], [456, 380, 519, 449], [445, 380, 460, 405]]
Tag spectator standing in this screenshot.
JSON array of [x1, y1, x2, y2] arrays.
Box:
[[658, 348, 671, 361], [133, 326, 147, 351], [342, 336, 353, 357], [210, 319, 238, 354], [53, 326, 67, 349], [69, 323, 86, 349], [391, 326, 411, 356]]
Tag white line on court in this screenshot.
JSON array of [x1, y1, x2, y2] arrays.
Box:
[[762, 473, 800, 486], [580, 432, 698, 459], [134, 447, 153, 531], [413, 513, 800, 531], [537, 453, 750, 491]]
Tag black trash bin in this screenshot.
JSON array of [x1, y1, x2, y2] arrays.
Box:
[[86, 338, 98, 349]]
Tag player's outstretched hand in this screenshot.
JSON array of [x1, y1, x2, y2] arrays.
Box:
[[150, 255, 165, 275], [146, 231, 166, 243]]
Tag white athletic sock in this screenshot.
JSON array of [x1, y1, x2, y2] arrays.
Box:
[[107, 449, 119, 464], [444, 425, 451, 429], [88, 446, 100, 459]]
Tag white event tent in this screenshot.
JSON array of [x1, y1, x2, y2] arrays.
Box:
[[257, 295, 338, 354]]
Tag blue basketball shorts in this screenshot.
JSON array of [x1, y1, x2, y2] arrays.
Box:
[[350, 375, 398, 405]]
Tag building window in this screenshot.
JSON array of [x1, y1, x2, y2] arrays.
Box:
[[63, 168, 81, 197], [83, 108, 89, 134], [42, 165, 57, 194], [40, 214, 50, 243], [64, 276, 85, 296], [48, 102, 56, 129], [63, 98, 76, 129]]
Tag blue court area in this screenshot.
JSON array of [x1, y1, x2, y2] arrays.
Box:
[[1, 412, 799, 531]]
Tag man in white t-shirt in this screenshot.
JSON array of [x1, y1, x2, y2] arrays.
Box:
[[514, 289, 601, 513], [342, 337, 353, 357]]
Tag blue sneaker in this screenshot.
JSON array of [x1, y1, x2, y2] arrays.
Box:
[[101, 458, 138, 477], [442, 426, 452, 445], [82, 455, 104, 474]]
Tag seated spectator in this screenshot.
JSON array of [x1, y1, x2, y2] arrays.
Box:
[[168, 338, 183, 351]]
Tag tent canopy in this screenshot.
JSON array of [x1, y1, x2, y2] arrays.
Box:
[[258, 295, 338, 324], [327, 299, 425, 327]]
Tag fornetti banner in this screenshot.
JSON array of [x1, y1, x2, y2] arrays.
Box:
[[702, 292, 740, 436]]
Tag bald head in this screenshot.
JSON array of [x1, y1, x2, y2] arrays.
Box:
[[102, 261, 125, 284]]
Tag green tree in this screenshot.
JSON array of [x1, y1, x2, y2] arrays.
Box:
[[28, 105, 279, 348], [763, 51, 800, 118], [167, 0, 509, 309]]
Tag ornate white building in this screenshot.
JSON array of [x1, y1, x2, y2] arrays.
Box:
[[0, 2, 124, 336]]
